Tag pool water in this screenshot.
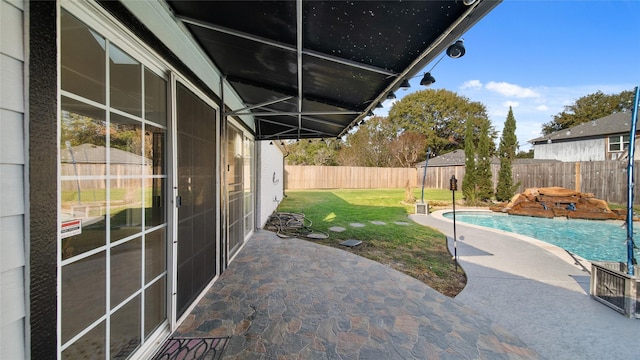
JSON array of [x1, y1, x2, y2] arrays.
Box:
[[443, 211, 640, 262]]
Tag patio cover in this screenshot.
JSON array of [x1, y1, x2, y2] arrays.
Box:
[[166, 0, 501, 140]]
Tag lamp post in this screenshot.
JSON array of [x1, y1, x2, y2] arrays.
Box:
[[420, 148, 431, 203], [626, 86, 640, 276], [450, 175, 458, 271]]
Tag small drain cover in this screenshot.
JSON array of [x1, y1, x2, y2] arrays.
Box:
[[340, 239, 362, 247]]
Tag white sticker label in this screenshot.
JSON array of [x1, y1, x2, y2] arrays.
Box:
[[61, 219, 82, 239]]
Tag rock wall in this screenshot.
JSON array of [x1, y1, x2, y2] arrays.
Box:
[[490, 187, 626, 220]]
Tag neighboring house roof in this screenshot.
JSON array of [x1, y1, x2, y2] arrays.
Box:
[[416, 149, 467, 167], [414, 149, 559, 167], [60, 143, 151, 165], [529, 112, 633, 144]]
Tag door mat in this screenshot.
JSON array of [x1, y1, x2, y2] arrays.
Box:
[[152, 337, 230, 360]]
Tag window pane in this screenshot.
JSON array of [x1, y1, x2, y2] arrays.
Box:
[[61, 97, 107, 154], [110, 44, 141, 116], [61, 180, 106, 260], [110, 295, 141, 359], [110, 180, 143, 242], [145, 124, 166, 227], [145, 229, 166, 283], [110, 113, 143, 241], [144, 278, 166, 338], [62, 251, 106, 343], [61, 96, 108, 256], [111, 238, 142, 307], [110, 113, 143, 174], [62, 321, 105, 360], [145, 69, 167, 126], [61, 11, 105, 103]]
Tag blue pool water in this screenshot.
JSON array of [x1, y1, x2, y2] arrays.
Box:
[[442, 211, 640, 262]]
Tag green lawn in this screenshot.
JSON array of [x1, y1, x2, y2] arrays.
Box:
[[275, 188, 466, 296]]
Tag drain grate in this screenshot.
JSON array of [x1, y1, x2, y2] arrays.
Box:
[[340, 239, 362, 247], [152, 337, 230, 360]]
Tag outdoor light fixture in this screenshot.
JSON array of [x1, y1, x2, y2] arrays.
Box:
[[386, 92, 396, 100], [420, 72, 436, 86], [399, 79, 411, 89], [460, 0, 477, 6], [446, 40, 466, 59], [375, 102, 383, 108], [269, 141, 273, 145], [367, 110, 374, 117]]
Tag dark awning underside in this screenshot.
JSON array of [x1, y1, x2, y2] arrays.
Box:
[[166, 0, 500, 140]]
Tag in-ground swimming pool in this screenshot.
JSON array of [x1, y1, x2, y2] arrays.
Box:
[[442, 211, 640, 262]]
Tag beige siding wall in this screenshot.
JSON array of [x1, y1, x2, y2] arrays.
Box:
[[0, 0, 26, 359], [534, 138, 604, 161]]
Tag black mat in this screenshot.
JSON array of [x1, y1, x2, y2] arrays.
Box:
[[152, 337, 230, 360]]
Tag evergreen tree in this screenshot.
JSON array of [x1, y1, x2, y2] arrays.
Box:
[[462, 118, 477, 204], [496, 107, 518, 201], [476, 120, 493, 201]]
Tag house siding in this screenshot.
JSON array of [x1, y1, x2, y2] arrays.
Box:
[[0, 0, 26, 359], [257, 142, 284, 228], [534, 138, 605, 162]]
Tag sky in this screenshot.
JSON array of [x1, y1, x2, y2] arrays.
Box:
[[374, 0, 640, 151]]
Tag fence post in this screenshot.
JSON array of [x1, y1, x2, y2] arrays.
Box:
[[575, 162, 581, 192]]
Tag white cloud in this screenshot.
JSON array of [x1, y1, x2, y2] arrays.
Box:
[[536, 105, 549, 111], [503, 101, 519, 108], [485, 81, 540, 98], [460, 80, 483, 90]]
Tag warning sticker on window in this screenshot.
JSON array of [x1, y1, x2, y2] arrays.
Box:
[[61, 219, 82, 239]]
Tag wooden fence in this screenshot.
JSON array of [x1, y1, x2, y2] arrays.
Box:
[[286, 161, 640, 205], [285, 165, 418, 189]]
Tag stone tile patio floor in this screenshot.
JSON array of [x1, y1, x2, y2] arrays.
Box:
[[174, 230, 538, 359]]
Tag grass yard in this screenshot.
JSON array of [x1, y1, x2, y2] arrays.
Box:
[[274, 188, 466, 297]]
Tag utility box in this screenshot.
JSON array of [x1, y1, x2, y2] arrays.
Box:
[[590, 262, 640, 319], [415, 202, 429, 215]]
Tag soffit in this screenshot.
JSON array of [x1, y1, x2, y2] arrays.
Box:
[[166, 0, 501, 140]]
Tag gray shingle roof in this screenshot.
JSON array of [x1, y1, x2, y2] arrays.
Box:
[[414, 149, 560, 167], [529, 112, 633, 144], [60, 143, 151, 165]]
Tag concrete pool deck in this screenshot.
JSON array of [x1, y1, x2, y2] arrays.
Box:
[[410, 209, 639, 360]]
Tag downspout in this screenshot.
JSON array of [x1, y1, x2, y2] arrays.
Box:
[[282, 146, 290, 198]]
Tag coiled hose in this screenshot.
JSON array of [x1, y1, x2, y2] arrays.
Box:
[[265, 212, 329, 240]]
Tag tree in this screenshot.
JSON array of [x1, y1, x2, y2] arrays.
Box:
[[516, 149, 534, 159], [495, 107, 518, 202], [542, 89, 635, 135], [61, 112, 106, 148], [476, 120, 494, 201], [286, 138, 340, 165], [388, 131, 427, 167], [337, 116, 398, 167], [388, 89, 495, 156], [462, 118, 477, 203]]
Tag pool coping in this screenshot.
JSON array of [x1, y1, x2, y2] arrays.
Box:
[[429, 208, 596, 273]]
